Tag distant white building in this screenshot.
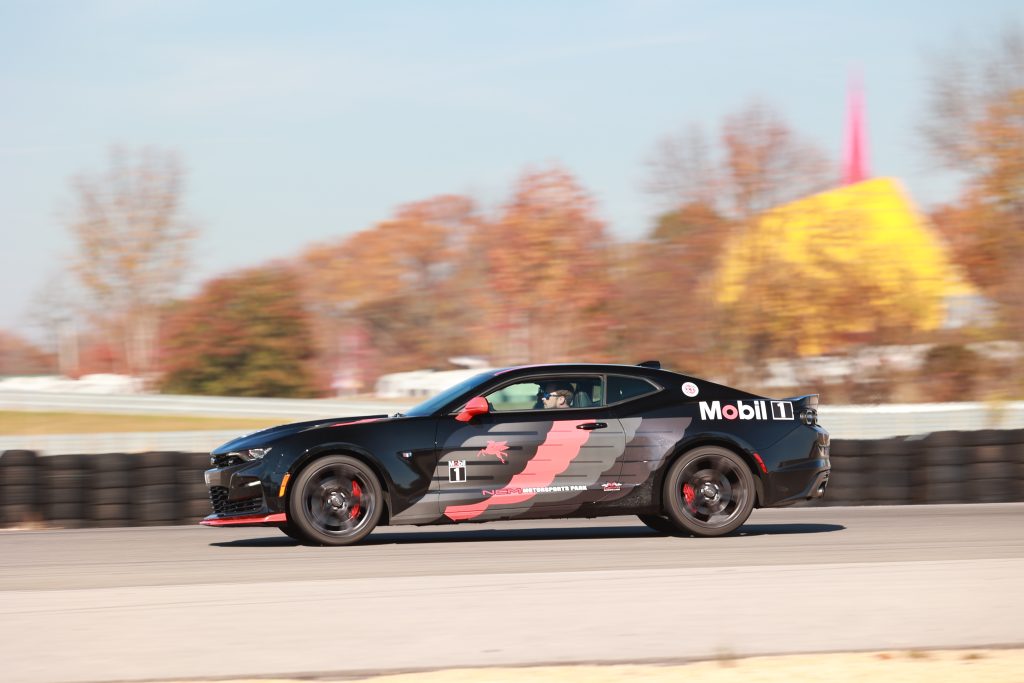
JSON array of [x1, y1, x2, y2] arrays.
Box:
[[375, 360, 493, 399], [0, 373, 145, 394]]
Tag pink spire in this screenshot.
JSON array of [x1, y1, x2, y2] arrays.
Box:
[[843, 72, 869, 185]]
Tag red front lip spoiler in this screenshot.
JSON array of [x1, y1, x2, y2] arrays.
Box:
[[200, 513, 287, 526]]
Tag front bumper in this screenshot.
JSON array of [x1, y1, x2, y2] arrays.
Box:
[[202, 456, 286, 526]]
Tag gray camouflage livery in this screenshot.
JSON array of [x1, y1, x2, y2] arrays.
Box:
[[202, 362, 831, 545]]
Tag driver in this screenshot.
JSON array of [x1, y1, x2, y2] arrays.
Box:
[[540, 388, 573, 409]]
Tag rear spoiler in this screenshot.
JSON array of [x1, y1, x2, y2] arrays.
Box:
[[785, 394, 819, 409]]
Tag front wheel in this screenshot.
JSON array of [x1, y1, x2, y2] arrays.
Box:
[[637, 514, 678, 534], [287, 455, 383, 546], [663, 446, 755, 537]]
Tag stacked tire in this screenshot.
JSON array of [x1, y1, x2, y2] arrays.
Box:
[[42, 454, 90, 528], [967, 429, 1024, 503], [1014, 433, 1024, 501], [179, 452, 213, 523], [921, 431, 969, 504], [88, 453, 135, 527], [0, 450, 41, 527], [868, 438, 914, 505], [133, 451, 181, 525], [821, 439, 869, 506]]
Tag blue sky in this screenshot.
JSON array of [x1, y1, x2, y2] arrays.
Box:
[[2, 0, 1022, 337]]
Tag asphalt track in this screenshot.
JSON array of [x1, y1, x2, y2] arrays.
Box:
[[1, 504, 1022, 683]]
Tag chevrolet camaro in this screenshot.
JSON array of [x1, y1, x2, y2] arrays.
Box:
[[202, 361, 830, 545]]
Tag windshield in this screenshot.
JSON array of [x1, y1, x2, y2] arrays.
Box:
[[402, 371, 496, 417]]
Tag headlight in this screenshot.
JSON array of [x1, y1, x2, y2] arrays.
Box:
[[246, 447, 272, 460], [799, 408, 817, 426]]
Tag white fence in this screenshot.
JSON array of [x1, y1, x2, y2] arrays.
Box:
[[2, 389, 1024, 454], [819, 402, 1024, 439]]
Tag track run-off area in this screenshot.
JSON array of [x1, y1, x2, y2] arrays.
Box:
[[1, 504, 1022, 683]]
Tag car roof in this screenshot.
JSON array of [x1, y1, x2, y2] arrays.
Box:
[[493, 362, 683, 380]]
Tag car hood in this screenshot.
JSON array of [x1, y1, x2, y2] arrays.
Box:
[[211, 414, 392, 454]]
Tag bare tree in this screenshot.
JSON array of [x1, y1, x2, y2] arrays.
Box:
[[721, 101, 833, 217], [645, 123, 720, 209], [27, 271, 81, 376], [646, 101, 832, 220], [65, 147, 196, 376], [921, 26, 1024, 171]]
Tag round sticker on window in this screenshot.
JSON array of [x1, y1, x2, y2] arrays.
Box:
[[682, 382, 699, 397]]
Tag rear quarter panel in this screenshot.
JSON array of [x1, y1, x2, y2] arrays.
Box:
[[610, 376, 809, 509]]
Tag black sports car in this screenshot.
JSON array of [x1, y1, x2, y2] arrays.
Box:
[[202, 361, 830, 545]]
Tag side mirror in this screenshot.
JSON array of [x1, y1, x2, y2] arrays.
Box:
[[455, 396, 489, 422]]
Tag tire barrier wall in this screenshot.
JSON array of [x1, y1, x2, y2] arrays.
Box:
[[1, 430, 1023, 528], [821, 429, 1024, 506], [0, 450, 212, 528]]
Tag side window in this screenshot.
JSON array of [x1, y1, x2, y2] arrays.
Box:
[[483, 381, 542, 411], [483, 376, 604, 411], [606, 375, 659, 404]]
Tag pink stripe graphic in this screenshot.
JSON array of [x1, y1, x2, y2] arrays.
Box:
[[444, 420, 594, 521]]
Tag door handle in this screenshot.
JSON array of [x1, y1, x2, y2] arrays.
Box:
[[577, 422, 608, 430]]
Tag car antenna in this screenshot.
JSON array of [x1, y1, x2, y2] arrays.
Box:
[[637, 360, 661, 369]]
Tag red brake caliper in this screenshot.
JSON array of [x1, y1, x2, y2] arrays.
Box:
[[682, 483, 697, 511], [349, 480, 362, 519]]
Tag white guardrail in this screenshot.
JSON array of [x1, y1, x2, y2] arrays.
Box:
[[2, 389, 1024, 455]]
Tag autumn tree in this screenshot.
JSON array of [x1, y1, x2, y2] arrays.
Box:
[[923, 26, 1024, 332], [0, 331, 56, 376], [160, 266, 318, 397], [482, 166, 612, 364], [650, 201, 727, 243], [611, 201, 733, 376], [65, 147, 196, 377], [642, 103, 832, 383], [715, 179, 963, 387], [299, 196, 482, 391]]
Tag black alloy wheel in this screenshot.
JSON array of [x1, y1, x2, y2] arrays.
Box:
[[663, 446, 755, 537], [287, 455, 383, 546]]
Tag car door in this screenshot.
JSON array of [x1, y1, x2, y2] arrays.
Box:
[[434, 374, 626, 522]]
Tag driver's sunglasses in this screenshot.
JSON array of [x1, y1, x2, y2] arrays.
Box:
[[538, 392, 557, 399]]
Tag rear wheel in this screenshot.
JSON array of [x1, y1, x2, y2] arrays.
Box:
[[287, 455, 383, 546], [663, 446, 755, 537], [278, 522, 304, 541]]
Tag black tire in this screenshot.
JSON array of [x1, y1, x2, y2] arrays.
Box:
[[663, 445, 755, 537], [1, 486, 39, 506], [287, 455, 382, 546], [278, 523, 304, 541], [0, 465, 38, 487], [637, 514, 679, 534], [138, 467, 177, 486]]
